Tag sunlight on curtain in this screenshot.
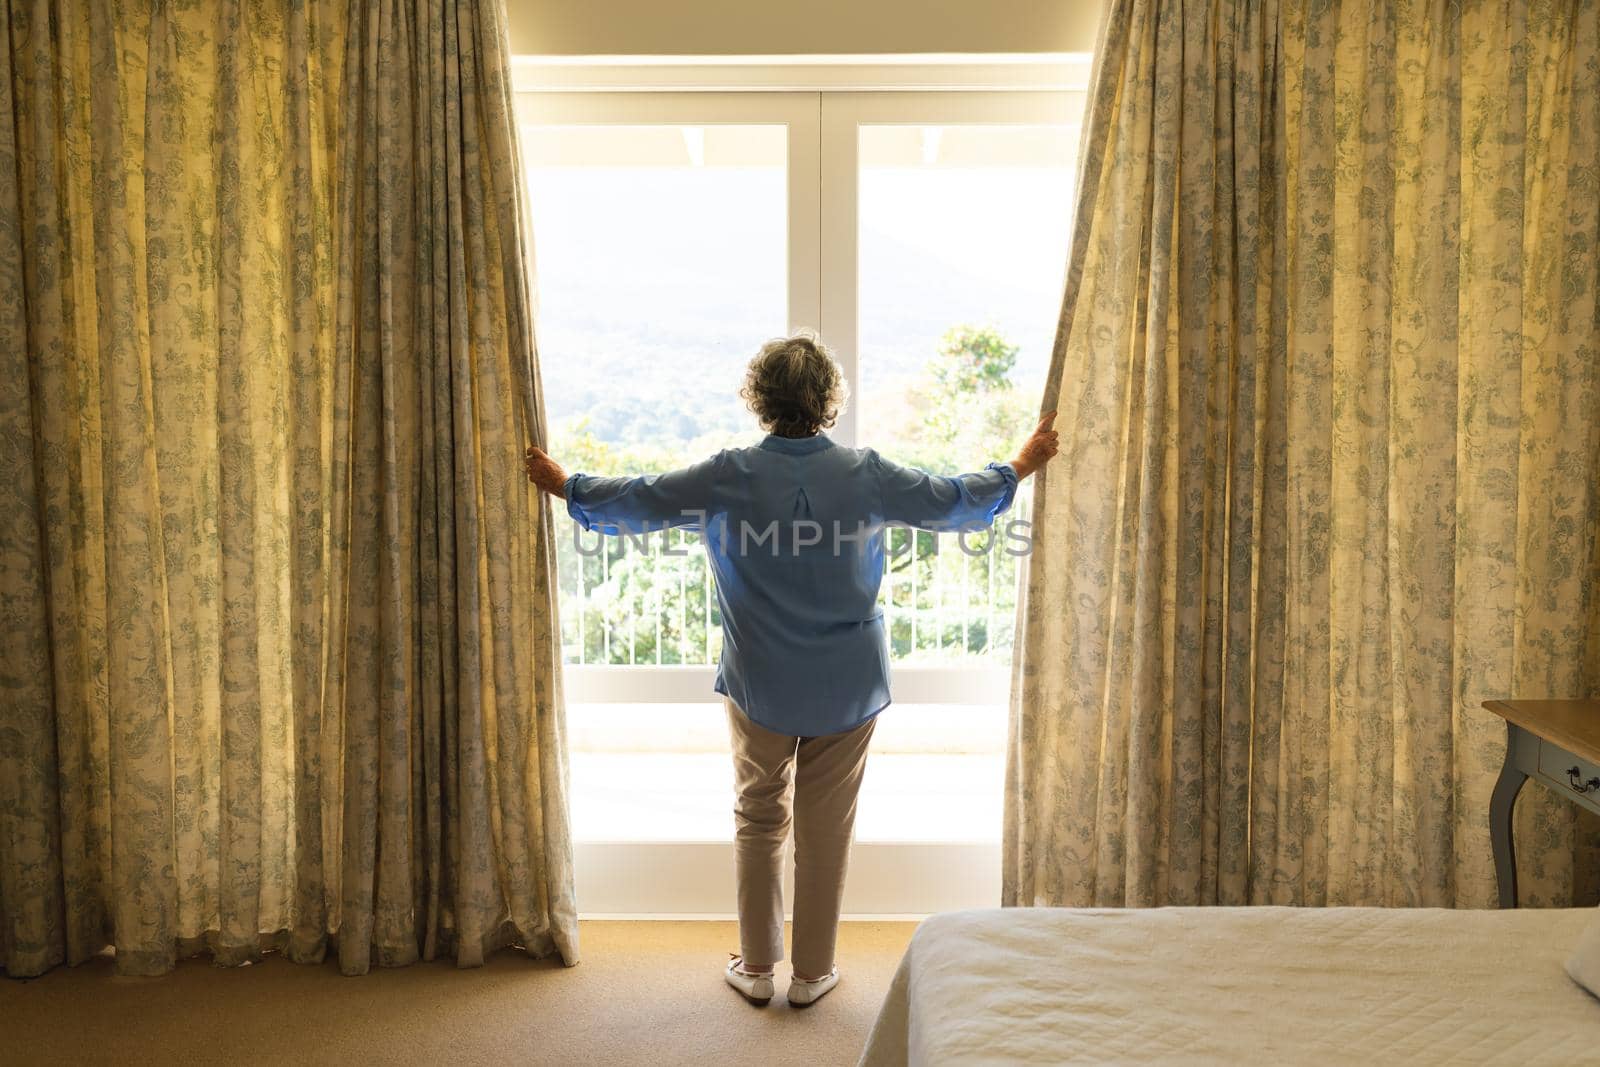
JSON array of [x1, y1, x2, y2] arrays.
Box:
[[0, 0, 575, 978], [1006, 0, 1600, 909]]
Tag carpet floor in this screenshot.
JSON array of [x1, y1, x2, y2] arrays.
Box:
[[0, 920, 916, 1067]]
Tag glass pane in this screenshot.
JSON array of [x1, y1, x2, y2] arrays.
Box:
[[857, 123, 1077, 665], [522, 124, 787, 665]]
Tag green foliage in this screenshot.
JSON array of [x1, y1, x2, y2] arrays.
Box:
[[561, 416, 745, 477], [931, 324, 1019, 397], [557, 529, 721, 666], [890, 324, 1034, 477]]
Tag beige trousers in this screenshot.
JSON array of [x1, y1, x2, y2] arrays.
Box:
[[725, 699, 876, 977]]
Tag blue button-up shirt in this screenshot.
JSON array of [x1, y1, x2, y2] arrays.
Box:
[[564, 434, 1018, 736]]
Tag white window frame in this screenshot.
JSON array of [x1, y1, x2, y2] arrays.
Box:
[[516, 58, 1088, 710], [511, 53, 1094, 93]]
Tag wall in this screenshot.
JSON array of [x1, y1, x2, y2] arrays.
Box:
[[506, 0, 1102, 56]]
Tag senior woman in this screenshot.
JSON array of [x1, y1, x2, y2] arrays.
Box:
[[524, 333, 1058, 1008]]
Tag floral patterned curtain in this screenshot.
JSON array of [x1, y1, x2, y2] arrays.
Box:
[[1006, 0, 1600, 909], [0, 0, 576, 978]]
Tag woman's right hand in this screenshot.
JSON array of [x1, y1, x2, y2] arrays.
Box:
[[1010, 410, 1060, 480], [524, 445, 570, 499]]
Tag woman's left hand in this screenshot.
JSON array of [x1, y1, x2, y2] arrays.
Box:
[[1009, 411, 1060, 480], [524, 445, 569, 499]]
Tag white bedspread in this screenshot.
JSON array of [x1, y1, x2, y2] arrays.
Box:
[[859, 906, 1600, 1065]]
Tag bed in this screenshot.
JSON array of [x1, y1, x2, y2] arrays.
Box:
[[858, 906, 1600, 1065]]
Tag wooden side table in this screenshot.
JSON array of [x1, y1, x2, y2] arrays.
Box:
[[1483, 699, 1600, 908]]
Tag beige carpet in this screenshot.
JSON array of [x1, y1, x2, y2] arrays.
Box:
[[0, 921, 916, 1067]]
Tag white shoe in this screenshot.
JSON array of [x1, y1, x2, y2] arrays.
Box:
[[787, 968, 839, 1006], [726, 956, 775, 1006]]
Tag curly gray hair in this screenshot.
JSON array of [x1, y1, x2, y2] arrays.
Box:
[[739, 333, 849, 438]]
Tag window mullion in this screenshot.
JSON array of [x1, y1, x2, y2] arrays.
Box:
[[818, 92, 859, 448]]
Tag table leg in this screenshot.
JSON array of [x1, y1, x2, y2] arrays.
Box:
[[1489, 723, 1527, 909]]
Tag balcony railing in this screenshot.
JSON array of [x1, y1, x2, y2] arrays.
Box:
[[556, 489, 1032, 666]]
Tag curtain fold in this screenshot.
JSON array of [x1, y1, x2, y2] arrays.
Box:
[[0, 0, 576, 979], [1006, 0, 1600, 909]]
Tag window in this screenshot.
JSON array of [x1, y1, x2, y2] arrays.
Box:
[[521, 95, 817, 684], [845, 100, 1078, 670], [516, 59, 1087, 914]]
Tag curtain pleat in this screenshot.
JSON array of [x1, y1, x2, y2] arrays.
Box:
[[0, 0, 576, 979], [1007, 0, 1600, 909]]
